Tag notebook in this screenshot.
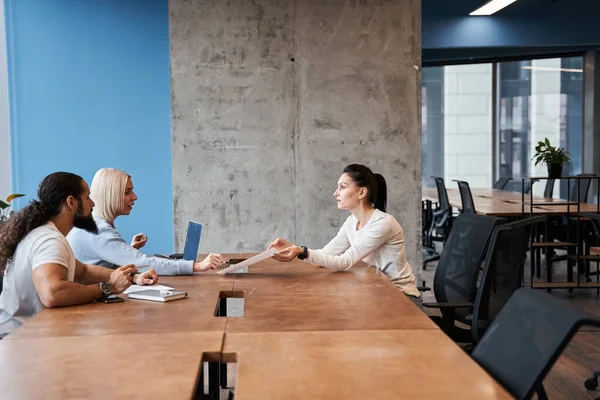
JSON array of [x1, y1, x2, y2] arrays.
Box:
[[127, 289, 188, 302]]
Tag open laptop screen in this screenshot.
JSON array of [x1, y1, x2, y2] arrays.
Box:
[[182, 221, 202, 261]]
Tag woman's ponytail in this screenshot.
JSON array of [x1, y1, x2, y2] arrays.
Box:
[[373, 173, 387, 213]]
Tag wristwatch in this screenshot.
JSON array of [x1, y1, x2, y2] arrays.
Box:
[[297, 246, 309, 260], [99, 282, 112, 297]]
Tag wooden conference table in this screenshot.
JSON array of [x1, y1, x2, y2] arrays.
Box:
[[423, 187, 599, 217], [0, 254, 512, 399]]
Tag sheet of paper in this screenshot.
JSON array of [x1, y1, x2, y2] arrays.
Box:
[[217, 248, 278, 275], [124, 283, 175, 295]]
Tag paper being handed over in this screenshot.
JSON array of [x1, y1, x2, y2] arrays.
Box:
[[217, 248, 278, 275]]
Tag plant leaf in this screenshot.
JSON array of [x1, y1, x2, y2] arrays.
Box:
[[6, 193, 25, 203]]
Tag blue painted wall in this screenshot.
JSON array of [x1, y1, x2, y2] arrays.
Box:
[[5, 0, 175, 254]]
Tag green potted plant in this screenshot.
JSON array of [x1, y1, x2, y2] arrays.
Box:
[[0, 193, 25, 224], [532, 138, 571, 179]]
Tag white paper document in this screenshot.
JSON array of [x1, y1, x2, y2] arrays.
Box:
[[217, 248, 278, 275], [124, 283, 175, 295]]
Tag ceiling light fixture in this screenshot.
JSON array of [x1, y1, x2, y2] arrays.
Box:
[[470, 0, 519, 16], [522, 66, 583, 73]]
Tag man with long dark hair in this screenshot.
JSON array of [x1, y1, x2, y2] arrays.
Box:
[[0, 172, 159, 337]]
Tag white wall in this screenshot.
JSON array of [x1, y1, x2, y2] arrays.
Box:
[[443, 63, 493, 187]]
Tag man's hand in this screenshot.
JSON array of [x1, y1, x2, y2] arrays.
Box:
[[194, 253, 226, 272], [133, 268, 159, 285], [108, 264, 137, 294], [272, 246, 303, 262], [131, 233, 148, 249]]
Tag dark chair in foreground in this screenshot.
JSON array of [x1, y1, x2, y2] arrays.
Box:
[[422, 214, 504, 342], [453, 180, 476, 214], [470, 216, 545, 343], [471, 288, 600, 400]]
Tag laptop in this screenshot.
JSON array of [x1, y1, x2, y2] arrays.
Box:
[[154, 221, 202, 260]]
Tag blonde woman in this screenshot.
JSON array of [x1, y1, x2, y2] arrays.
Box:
[[67, 168, 224, 275]]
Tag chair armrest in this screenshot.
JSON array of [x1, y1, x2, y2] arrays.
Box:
[[464, 315, 490, 329], [422, 301, 474, 309]]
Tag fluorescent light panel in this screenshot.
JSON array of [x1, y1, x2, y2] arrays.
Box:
[[522, 66, 583, 73], [470, 0, 518, 16]]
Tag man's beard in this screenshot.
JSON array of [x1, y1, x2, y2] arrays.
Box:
[[74, 204, 99, 234]]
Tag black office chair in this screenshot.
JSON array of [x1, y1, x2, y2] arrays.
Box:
[[453, 180, 476, 214], [579, 212, 600, 280], [493, 177, 512, 190], [547, 174, 595, 268], [471, 288, 600, 400], [543, 179, 556, 198], [423, 177, 453, 270], [422, 214, 505, 342], [503, 179, 532, 194], [470, 216, 546, 343], [569, 174, 594, 203]]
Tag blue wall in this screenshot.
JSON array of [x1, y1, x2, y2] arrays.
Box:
[[5, 0, 174, 254]]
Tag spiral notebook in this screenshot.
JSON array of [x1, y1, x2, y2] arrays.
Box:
[[127, 289, 187, 302]]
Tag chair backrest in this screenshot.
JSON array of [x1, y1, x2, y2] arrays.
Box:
[[493, 177, 512, 190], [433, 177, 450, 212], [471, 216, 546, 343], [472, 288, 600, 400], [543, 179, 555, 198], [433, 214, 505, 323], [569, 174, 594, 202], [503, 179, 531, 194], [454, 180, 476, 214]]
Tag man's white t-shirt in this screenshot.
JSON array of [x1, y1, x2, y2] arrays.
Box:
[[0, 222, 76, 337]]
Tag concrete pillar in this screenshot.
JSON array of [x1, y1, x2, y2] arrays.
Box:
[[170, 0, 422, 273]]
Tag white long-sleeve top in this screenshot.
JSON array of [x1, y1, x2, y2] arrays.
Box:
[[305, 209, 420, 297]]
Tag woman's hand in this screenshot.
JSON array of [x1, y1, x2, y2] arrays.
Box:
[[272, 246, 304, 262], [131, 233, 148, 249], [194, 253, 226, 272], [268, 238, 292, 252], [133, 268, 159, 285]]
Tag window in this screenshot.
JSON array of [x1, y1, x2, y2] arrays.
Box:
[[498, 56, 583, 197], [422, 56, 584, 198], [422, 63, 492, 188]]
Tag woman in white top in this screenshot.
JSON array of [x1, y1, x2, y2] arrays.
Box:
[[67, 168, 224, 275], [269, 164, 420, 302]]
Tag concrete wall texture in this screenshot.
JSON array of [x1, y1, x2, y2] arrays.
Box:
[[170, 0, 422, 272]]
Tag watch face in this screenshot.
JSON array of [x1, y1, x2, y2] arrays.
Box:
[[100, 282, 111, 294]]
